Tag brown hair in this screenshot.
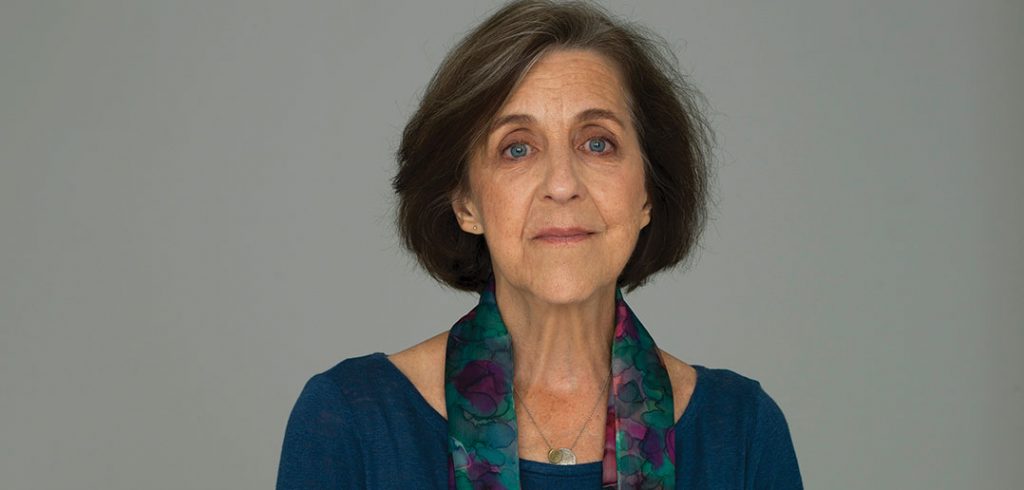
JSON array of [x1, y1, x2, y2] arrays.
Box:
[[393, 0, 714, 292]]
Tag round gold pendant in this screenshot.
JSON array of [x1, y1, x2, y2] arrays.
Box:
[[547, 448, 577, 465]]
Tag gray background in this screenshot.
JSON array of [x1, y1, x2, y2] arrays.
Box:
[[1, 0, 1021, 488]]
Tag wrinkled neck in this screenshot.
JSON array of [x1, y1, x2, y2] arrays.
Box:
[[492, 278, 617, 397]]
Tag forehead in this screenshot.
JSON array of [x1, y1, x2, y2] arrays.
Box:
[[496, 49, 630, 121]]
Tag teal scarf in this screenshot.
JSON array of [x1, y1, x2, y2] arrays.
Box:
[[445, 281, 676, 489]]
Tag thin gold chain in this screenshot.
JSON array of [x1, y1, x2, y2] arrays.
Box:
[[512, 373, 611, 454]]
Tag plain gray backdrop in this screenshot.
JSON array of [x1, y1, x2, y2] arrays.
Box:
[[1, 1, 1021, 488]]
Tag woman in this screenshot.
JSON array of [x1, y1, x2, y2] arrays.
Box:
[[277, 1, 802, 488]]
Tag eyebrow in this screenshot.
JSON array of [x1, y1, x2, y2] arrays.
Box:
[[488, 108, 626, 134]]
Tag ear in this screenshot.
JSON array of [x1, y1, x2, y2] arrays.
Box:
[[451, 189, 484, 235], [639, 196, 652, 229]]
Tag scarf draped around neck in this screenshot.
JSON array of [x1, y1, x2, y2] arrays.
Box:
[[444, 281, 676, 489]]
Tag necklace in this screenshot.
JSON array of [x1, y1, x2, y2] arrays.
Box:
[[512, 373, 611, 465]]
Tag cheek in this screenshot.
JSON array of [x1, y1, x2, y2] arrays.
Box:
[[600, 172, 649, 229], [476, 182, 527, 238]]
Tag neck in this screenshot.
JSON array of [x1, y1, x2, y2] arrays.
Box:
[[493, 276, 617, 397]]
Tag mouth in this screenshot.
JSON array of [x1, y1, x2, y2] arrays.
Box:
[[532, 227, 596, 244]]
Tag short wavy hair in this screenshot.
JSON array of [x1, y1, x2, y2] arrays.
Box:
[[393, 0, 714, 293]]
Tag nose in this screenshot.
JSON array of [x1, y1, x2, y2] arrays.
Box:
[[541, 146, 584, 203]]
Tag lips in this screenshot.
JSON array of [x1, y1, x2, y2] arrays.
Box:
[[533, 227, 595, 244]]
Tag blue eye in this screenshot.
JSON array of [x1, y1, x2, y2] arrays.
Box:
[[504, 142, 530, 159], [587, 138, 607, 153], [585, 137, 617, 155]]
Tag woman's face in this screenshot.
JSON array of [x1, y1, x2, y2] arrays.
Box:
[[453, 49, 651, 304]]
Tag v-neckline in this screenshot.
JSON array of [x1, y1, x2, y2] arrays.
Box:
[[374, 351, 708, 470]]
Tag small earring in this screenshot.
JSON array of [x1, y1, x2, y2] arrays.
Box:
[[472, 225, 478, 231]]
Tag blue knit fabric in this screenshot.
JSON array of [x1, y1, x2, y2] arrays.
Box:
[[277, 352, 803, 489]]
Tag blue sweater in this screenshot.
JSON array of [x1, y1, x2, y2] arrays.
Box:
[[277, 352, 803, 489]]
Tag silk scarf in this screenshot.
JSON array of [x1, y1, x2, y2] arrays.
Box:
[[445, 281, 676, 489]]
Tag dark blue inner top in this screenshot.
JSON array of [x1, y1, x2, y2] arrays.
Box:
[[277, 352, 802, 489]]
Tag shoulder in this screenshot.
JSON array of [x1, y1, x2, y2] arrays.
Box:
[[693, 363, 781, 418], [689, 364, 797, 452], [287, 353, 395, 420], [278, 355, 387, 488], [281, 349, 438, 443], [690, 365, 803, 485], [316, 352, 393, 393], [660, 362, 803, 487]]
